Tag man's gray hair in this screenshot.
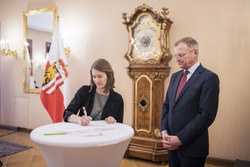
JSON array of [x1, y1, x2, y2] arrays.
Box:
[[175, 37, 199, 50]]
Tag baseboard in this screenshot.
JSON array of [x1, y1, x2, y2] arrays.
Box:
[[0, 125, 32, 133], [235, 159, 250, 167], [206, 157, 235, 167], [0, 125, 18, 131]]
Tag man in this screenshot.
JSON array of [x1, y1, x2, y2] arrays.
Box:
[[161, 37, 219, 167]]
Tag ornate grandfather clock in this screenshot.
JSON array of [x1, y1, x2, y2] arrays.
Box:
[[122, 4, 173, 163]]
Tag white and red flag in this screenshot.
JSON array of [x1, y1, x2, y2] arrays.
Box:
[[40, 22, 70, 123]]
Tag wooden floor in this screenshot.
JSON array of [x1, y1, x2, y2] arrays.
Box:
[[0, 128, 228, 167]]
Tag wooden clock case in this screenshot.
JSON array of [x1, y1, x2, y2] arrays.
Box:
[[122, 4, 173, 163]]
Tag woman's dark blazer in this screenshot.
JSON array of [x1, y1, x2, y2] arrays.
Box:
[[63, 86, 124, 123]]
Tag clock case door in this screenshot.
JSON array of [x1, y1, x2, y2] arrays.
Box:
[[123, 4, 173, 163]]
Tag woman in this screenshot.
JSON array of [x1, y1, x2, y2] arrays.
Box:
[[63, 59, 124, 126]]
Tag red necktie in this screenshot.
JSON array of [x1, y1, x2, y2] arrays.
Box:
[[175, 70, 189, 101]]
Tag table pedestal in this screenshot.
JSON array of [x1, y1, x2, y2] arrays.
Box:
[[37, 139, 130, 167]]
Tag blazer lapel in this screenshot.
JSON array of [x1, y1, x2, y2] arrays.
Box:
[[174, 64, 204, 104]]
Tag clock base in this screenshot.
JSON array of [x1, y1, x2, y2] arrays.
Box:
[[125, 136, 168, 163]]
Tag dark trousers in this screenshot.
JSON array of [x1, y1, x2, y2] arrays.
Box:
[[168, 150, 206, 167]]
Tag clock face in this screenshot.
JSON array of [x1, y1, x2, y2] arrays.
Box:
[[129, 14, 162, 61], [134, 28, 158, 59]]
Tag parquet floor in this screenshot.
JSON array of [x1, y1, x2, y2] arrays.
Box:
[[0, 128, 227, 167]]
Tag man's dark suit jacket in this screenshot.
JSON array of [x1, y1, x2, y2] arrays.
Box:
[[161, 64, 220, 157]]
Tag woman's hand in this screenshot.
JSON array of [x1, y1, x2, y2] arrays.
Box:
[[79, 116, 92, 126], [105, 116, 116, 124]]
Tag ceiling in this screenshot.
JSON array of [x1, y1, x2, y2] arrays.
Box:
[[27, 12, 53, 33]]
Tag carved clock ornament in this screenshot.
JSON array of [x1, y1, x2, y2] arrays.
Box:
[[122, 4, 173, 163]]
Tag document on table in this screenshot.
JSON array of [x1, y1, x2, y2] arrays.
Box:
[[44, 121, 116, 137]]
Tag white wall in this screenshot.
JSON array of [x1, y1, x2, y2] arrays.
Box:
[[0, 0, 249, 161]]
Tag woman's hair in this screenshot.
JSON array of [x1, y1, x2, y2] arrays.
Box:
[[175, 37, 199, 50], [89, 59, 115, 94]]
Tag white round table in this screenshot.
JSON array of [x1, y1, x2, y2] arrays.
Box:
[[30, 121, 134, 167]]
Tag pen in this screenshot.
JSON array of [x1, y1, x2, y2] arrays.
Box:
[[44, 132, 65, 135], [83, 107, 87, 116]]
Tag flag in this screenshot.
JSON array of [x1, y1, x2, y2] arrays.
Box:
[[26, 46, 35, 89], [40, 22, 70, 123]]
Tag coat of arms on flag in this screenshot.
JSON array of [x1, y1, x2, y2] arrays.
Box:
[[40, 21, 70, 123], [41, 59, 68, 94]]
